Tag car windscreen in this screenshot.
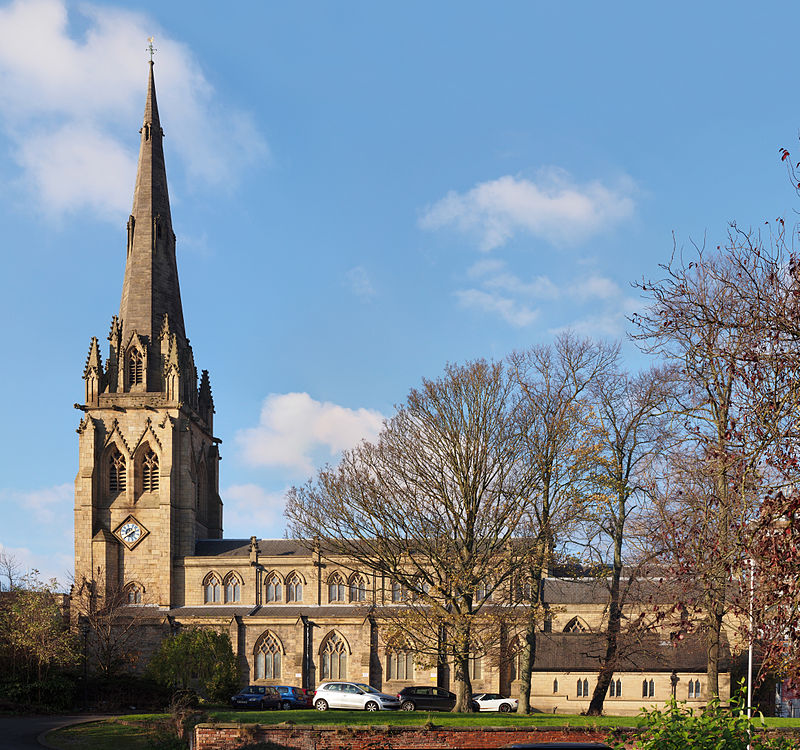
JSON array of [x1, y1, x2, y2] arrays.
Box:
[[355, 683, 379, 694]]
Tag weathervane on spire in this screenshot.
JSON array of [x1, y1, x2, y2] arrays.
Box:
[[147, 37, 157, 62]]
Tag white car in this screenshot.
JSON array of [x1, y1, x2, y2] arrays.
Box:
[[471, 692, 518, 712], [313, 681, 402, 711]]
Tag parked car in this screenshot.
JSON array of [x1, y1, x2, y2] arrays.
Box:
[[230, 685, 281, 710], [470, 692, 518, 712], [273, 685, 312, 709], [313, 681, 402, 711], [397, 686, 456, 711]]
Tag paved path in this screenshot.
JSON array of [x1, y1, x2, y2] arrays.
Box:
[[0, 714, 112, 749]]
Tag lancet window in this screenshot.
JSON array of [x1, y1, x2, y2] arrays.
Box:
[[349, 573, 366, 602], [204, 574, 221, 604], [254, 632, 282, 680], [265, 573, 282, 603], [224, 573, 242, 603], [320, 632, 348, 680], [285, 573, 303, 602], [328, 573, 345, 603], [109, 450, 127, 493], [128, 349, 144, 386], [141, 450, 159, 492]]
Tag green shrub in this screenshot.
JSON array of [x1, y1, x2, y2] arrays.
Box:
[[610, 684, 794, 750]]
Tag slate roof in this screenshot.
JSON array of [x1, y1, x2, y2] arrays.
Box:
[[193, 539, 309, 557], [532, 632, 728, 673]]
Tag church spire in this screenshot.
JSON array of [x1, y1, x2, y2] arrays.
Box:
[[118, 60, 186, 352]]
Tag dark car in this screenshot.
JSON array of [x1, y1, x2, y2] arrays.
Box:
[[273, 685, 312, 709], [397, 686, 457, 711], [230, 685, 281, 709]]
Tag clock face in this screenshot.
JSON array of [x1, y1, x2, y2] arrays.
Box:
[[120, 522, 141, 543], [114, 516, 148, 549]]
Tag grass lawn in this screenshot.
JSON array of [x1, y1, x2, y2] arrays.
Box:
[[46, 709, 800, 749], [46, 715, 172, 750]]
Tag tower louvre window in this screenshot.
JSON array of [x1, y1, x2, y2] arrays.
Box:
[[142, 450, 159, 492], [128, 349, 144, 385], [109, 451, 126, 493]]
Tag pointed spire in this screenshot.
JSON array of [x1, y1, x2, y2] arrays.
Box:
[[118, 61, 186, 359]]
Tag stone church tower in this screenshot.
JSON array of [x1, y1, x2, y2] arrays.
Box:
[[74, 62, 222, 607]]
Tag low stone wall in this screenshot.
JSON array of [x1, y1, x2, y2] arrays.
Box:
[[193, 723, 627, 750]]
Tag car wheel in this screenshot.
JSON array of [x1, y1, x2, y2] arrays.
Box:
[[365, 701, 379, 711], [281, 700, 291, 710], [499, 702, 511, 713], [401, 700, 416, 711], [315, 699, 329, 711]]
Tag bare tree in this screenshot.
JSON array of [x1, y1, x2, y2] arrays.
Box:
[[0, 549, 22, 591], [632, 234, 800, 696], [286, 359, 536, 712], [581, 364, 677, 715], [72, 567, 154, 677], [508, 333, 618, 714]]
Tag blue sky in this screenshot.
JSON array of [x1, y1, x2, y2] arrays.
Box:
[[1, 0, 799, 586]]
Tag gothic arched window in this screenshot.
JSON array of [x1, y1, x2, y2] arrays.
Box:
[[254, 631, 282, 680], [609, 677, 621, 697], [204, 573, 221, 603], [320, 632, 348, 680], [125, 582, 144, 604], [563, 616, 589, 633], [328, 573, 345, 603], [109, 450, 126, 493], [128, 349, 144, 385], [265, 573, 282, 603], [224, 573, 241, 603], [141, 450, 159, 492], [386, 645, 414, 680], [349, 573, 366, 602], [285, 572, 303, 602]]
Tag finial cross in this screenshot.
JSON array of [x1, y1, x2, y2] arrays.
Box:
[[147, 37, 157, 62]]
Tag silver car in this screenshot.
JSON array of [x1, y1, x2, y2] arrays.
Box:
[[313, 681, 401, 711]]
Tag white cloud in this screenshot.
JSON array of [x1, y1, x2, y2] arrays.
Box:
[[420, 169, 636, 250], [454, 289, 539, 327], [0, 0, 268, 219], [236, 392, 385, 477], [222, 484, 288, 538], [0, 483, 72, 525], [345, 265, 376, 300], [456, 259, 637, 333]]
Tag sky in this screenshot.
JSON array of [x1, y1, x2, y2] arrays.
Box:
[[2, 0, 800, 587]]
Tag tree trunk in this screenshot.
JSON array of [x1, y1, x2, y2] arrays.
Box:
[[706, 600, 724, 698], [518, 558, 545, 714], [452, 647, 474, 712], [587, 493, 625, 716]]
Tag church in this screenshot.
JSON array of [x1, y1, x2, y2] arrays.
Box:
[[72, 61, 732, 715]]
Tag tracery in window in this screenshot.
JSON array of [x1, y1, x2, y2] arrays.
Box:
[[285, 572, 303, 602], [328, 573, 345, 603], [204, 573, 221, 603], [224, 573, 242, 603], [475, 580, 492, 601], [128, 349, 144, 385], [391, 582, 403, 603], [563, 616, 590, 633], [125, 582, 144, 604], [254, 631, 282, 680], [349, 573, 366, 602], [265, 573, 282, 603], [320, 632, 348, 680], [141, 450, 159, 492], [109, 450, 126, 493]]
